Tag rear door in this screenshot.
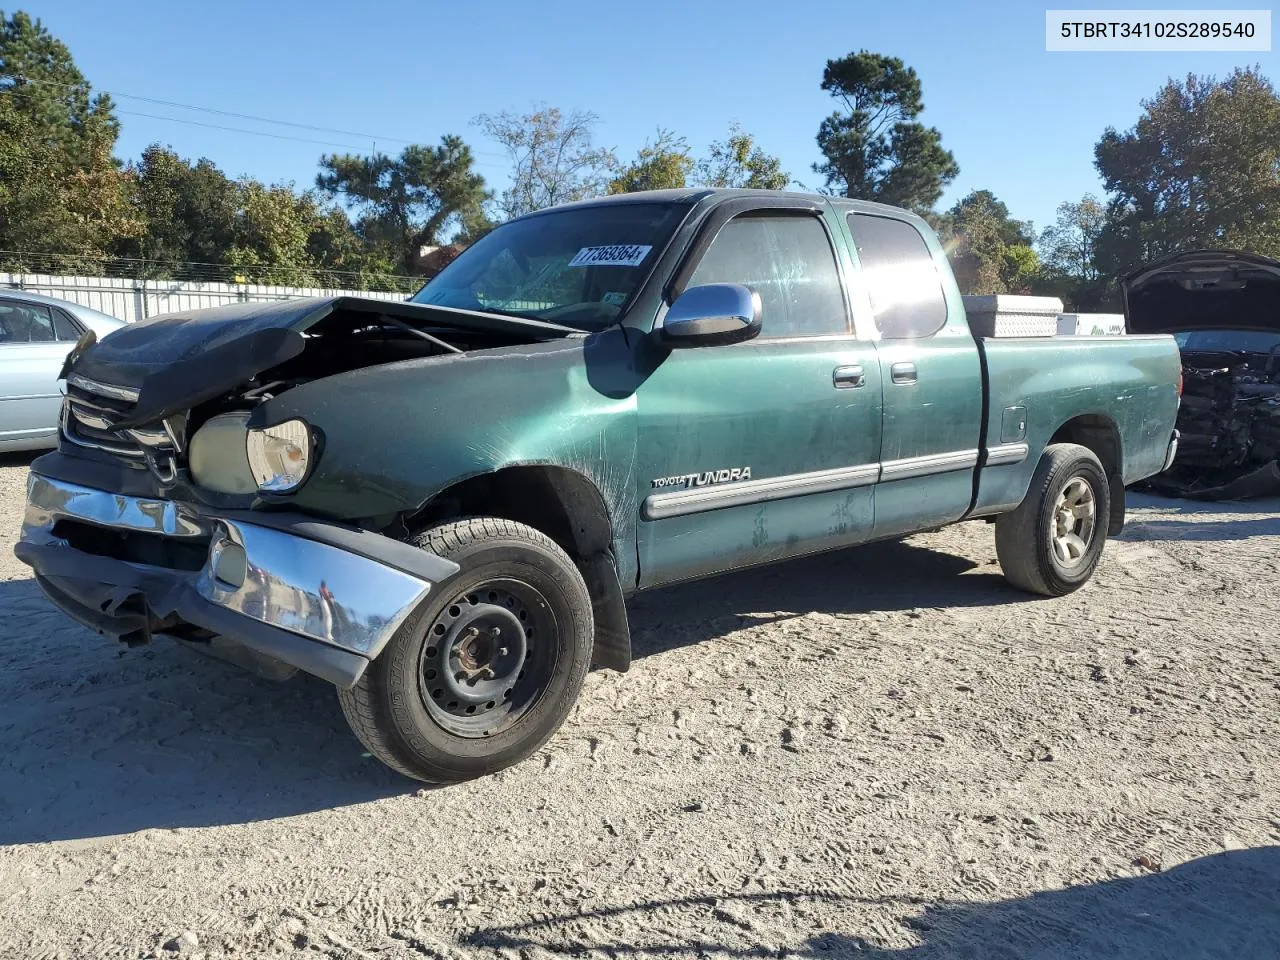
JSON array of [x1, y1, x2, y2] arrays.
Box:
[[635, 205, 882, 588], [0, 299, 82, 446], [843, 212, 983, 538]]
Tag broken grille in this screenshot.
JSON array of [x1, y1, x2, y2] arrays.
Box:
[[62, 374, 184, 480]]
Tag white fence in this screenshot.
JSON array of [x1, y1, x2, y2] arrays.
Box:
[[0, 273, 410, 323]]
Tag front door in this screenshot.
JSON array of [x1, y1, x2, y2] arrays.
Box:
[[635, 208, 882, 589], [843, 212, 983, 538]]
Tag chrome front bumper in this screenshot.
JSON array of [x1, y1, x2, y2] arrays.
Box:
[[15, 473, 458, 686]]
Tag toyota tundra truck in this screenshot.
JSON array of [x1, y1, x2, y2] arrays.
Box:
[[15, 189, 1182, 783]]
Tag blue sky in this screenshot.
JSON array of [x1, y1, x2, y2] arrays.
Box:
[[30, 0, 1278, 234]]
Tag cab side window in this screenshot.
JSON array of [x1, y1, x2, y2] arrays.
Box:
[[847, 213, 948, 339], [687, 213, 848, 338]]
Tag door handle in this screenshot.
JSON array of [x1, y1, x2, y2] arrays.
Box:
[[890, 361, 917, 385], [833, 364, 865, 389]]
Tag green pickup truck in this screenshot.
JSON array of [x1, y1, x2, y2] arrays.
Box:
[[16, 189, 1181, 783]]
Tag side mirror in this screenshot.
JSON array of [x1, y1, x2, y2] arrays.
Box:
[[658, 283, 762, 348]]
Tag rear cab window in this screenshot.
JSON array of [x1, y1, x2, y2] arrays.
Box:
[[847, 213, 948, 339]]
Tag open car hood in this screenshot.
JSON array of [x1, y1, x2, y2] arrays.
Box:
[[66, 296, 577, 427], [1123, 249, 1280, 335]]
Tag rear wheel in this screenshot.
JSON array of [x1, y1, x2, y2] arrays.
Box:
[[995, 443, 1110, 596], [338, 517, 593, 784]]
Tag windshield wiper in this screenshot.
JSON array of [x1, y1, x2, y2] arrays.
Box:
[[377, 313, 464, 353]]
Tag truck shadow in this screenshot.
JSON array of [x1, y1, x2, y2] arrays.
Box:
[[0, 537, 1019, 844], [0, 580, 406, 845], [1120, 515, 1280, 542], [0, 449, 43, 468], [629, 536, 1023, 659], [1127, 490, 1280, 516], [463, 846, 1280, 958]]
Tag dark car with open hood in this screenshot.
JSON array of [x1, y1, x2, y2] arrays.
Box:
[[15, 189, 1181, 783], [1126, 250, 1280, 499]]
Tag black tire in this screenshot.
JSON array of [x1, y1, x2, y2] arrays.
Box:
[[337, 517, 593, 784], [995, 443, 1111, 597]]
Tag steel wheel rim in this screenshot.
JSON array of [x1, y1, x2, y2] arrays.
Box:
[[417, 578, 557, 739], [1050, 475, 1097, 568]]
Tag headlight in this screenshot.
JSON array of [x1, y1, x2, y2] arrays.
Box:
[[246, 419, 313, 492], [189, 411, 256, 494]]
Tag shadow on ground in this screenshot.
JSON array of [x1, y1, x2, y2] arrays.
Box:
[[1120, 515, 1280, 542], [0, 449, 43, 469], [465, 847, 1280, 959], [1127, 490, 1280, 516], [0, 533, 1022, 844], [0, 580, 409, 845], [629, 534, 1025, 659]]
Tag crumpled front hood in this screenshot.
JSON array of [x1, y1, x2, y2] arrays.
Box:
[[66, 296, 577, 427], [1124, 249, 1280, 335]]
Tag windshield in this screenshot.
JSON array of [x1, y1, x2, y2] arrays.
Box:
[[412, 202, 689, 331], [1173, 329, 1280, 355]]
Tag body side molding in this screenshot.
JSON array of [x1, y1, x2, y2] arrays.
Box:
[[642, 448, 984, 520], [983, 442, 1031, 467]]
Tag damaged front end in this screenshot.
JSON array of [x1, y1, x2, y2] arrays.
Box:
[[15, 296, 577, 683], [1125, 250, 1280, 499], [57, 295, 578, 495]]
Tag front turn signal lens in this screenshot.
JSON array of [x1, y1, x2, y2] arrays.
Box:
[[246, 419, 313, 492]]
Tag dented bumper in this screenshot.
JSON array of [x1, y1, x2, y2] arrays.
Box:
[[14, 472, 458, 687]]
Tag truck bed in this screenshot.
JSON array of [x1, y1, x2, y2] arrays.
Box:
[[970, 334, 1182, 517]]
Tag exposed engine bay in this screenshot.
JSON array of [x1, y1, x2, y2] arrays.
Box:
[[191, 309, 515, 419], [59, 296, 580, 495], [1125, 250, 1280, 499], [1147, 336, 1280, 498]]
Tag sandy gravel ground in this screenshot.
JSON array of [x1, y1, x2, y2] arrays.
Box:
[[0, 452, 1277, 960]]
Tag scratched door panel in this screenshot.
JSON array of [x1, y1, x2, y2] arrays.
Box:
[[844, 212, 983, 539], [873, 335, 983, 537], [635, 338, 882, 589]]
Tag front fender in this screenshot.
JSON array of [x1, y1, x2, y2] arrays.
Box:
[[258, 328, 642, 530]]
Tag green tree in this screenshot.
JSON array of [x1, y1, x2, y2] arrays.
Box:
[[119, 145, 239, 274], [934, 190, 1037, 294], [118, 145, 396, 288], [0, 10, 119, 167], [0, 11, 136, 271], [305, 207, 401, 290], [608, 129, 693, 194], [0, 95, 137, 271], [1094, 67, 1280, 279], [1039, 195, 1105, 283], [230, 181, 402, 289], [474, 105, 615, 218], [696, 124, 789, 189], [316, 137, 491, 274], [814, 51, 958, 212], [1000, 244, 1041, 295], [227, 181, 325, 286], [1036, 194, 1112, 309]]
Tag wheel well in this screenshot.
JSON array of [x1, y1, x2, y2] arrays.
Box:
[[406, 466, 632, 672], [1049, 415, 1126, 534], [408, 465, 614, 561]]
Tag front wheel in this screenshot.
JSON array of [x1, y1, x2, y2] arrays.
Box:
[[338, 517, 594, 784], [995, 443, 1110, 597]]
